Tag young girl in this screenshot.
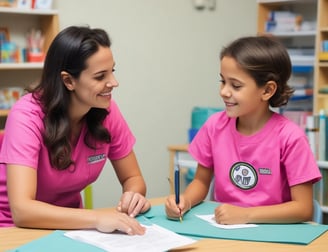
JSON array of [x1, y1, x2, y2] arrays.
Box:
[[0, 26, 150, 235], [166, 36, 321, 224]]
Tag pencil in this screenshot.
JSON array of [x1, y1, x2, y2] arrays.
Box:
[[174, 153, 183, 222]]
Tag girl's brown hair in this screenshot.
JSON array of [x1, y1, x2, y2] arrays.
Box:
[[220, 36, 294, 107]]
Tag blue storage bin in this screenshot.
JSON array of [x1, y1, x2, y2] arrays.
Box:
[[188, 128, 199, 142], [185, 106, 222, 185], [185, 167, 196, 185], [191, 107, 222, 129]]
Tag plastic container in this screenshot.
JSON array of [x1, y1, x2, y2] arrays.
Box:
[[185, 106, 222, 185], [191, 106, 222, 129], [188, 128, 198, 142]]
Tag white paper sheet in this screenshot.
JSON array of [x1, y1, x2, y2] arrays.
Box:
[[196, 214, 258, 229], [64, 224, 196, 252]]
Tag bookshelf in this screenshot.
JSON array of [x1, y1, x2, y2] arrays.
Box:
[[257, 0, 317, 115], [258, 0, 328, 218], [316, 161, 328, 213], [313, 0, 328, 113], [0, 5, 59, 121]]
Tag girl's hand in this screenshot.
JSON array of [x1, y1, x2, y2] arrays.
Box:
[[117, 191, 151, 217], [165, 194, 190, 220], [94, 208, 145, 235], [214, 203, 249, 224]]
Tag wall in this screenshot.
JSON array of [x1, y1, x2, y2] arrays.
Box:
[[54, 0, 257, 207]]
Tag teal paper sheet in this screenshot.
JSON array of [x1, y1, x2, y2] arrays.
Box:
[[141, 201, 328, 245], [6, 230, 105, 252]]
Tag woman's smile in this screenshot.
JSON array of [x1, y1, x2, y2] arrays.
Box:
[[98, 91, 112, 97]]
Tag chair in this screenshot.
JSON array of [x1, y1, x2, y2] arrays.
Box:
[[83, 185, 93, 209], [313, 199, 323, 224]]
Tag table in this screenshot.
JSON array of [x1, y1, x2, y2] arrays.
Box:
[[2, 197, 328, 252]]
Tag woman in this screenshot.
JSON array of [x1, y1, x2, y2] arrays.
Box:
[[0, 26, 150, 235]]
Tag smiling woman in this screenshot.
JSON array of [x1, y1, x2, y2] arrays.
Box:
[[0, 26, 151, 235]]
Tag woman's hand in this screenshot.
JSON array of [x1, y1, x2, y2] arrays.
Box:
[[94, 208, 145, 235], [214, 203, 249, 224], [165, 194, 190, 220], [117, 191, 151, 217]]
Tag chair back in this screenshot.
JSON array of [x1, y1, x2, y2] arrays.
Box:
[[313, 199, 323, 224]]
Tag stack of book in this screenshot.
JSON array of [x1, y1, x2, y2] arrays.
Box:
[[303, 112, 328, 207], [265, 10, 299, 33]]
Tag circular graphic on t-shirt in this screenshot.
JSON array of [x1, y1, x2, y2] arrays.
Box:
[[230, 162, 257, 190]]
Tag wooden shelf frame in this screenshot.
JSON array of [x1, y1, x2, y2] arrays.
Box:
[[313, 0, 328, 113]]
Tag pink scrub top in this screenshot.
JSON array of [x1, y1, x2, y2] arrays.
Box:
[[189, 111, 321, 207], [0, 93, 135, 226]]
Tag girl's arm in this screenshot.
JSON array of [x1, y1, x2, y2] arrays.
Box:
[[7, 164, 145, 234], [165, 164, 213, 218], [214, 182, 313, 224], [111, 150, 151, 217]]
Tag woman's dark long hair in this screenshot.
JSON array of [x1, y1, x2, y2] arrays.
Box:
[[29, 26, 112, 170]]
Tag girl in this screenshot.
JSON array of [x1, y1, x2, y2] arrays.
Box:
[[166, 36, 321, 224]]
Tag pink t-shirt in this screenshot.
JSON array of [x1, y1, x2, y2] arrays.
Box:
[[189, 111, 321, 207], [0, 93, 135, 226]]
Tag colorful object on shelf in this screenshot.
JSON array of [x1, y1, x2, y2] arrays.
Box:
[[265, 11, 314, 33], [0, 87, 24, 109], [27, 51, 44, 62], [0, 41, 19, 63], [319, 38, 328, 61], [319, 52, 328, 62], [16, 0, 33, 9], [318, 87, 328, 94], [32, 0, 53, 10], [26, 29, 45, 62], [322, 40, 328, 52], [0, 0, 16, 7]]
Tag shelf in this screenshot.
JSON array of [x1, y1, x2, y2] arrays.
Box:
[[290, 56, 315, 66], [317, 160, 328, 168], [257, 0, 316, 4], [0, 3, 59, 126], [0, 62, 43, 70], [316, 94, 328, 99], [269, 30, 316, 37], [177, 159, 197, 169], [0, 7, 58, 15], [321, 205, 328, 214]]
